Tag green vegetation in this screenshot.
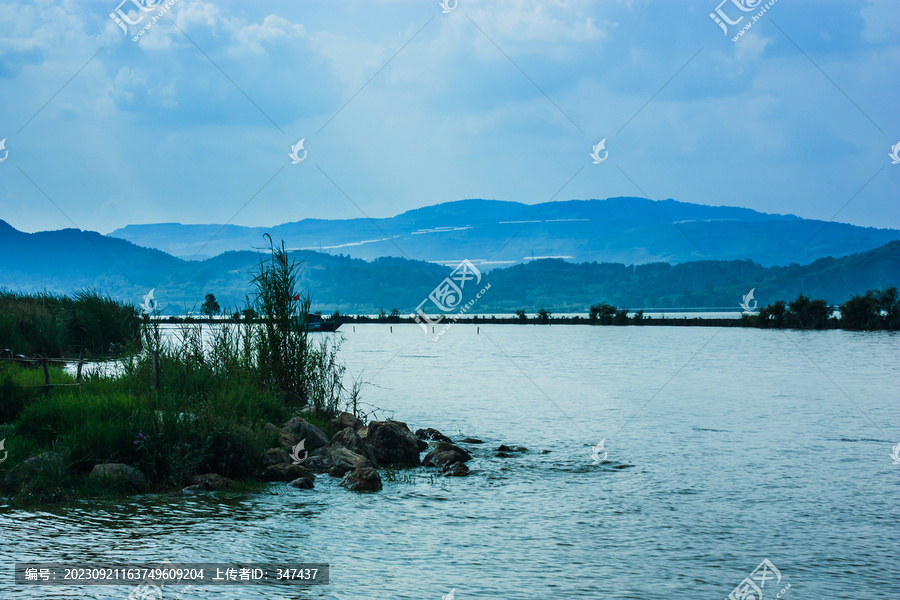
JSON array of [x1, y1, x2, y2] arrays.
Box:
[[0, 240, 355, 505], [0, 289, 140, 357]]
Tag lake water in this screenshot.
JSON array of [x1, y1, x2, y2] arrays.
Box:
[[2, 325, 898, 599]]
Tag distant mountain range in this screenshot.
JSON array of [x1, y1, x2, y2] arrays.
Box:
[[109, 198, 900, 268], [2, 218, 898, 313]]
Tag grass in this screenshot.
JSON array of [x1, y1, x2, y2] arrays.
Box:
[[0, 289, 141, 358], [0, 239, 359, 505]]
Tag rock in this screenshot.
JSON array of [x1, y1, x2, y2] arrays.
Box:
[[259, 463, 315, 482], [283, 417, 329, 451], [191, 473, 231, 491], [288, 475, 315, 489], [330, 412, 364, 432], [460, 438, 484, 444], [327, 428, 377, 465], [3, 452, 64, 489], [540, 450, 551, 454], [326, 447, 374, 477], [339, 467, 382, 492], [496, 452, 512, 458], [263, 448, 292, 466], [182, 485, 200, 496], [441, 461, 470, 477], [303, 454, 331, 474], [422, 441, 473, 468], [88, 463, 150, 492], [497, 444, 527, 452], [415, 428, 452, 444], [265, 423, 300, 451], [363, 421, 422, 467]]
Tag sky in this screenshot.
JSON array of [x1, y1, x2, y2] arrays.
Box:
[[0, 0, 898, 235]]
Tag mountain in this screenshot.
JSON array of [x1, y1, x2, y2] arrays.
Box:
[[108, 197, 900, 267], [2, 219, 898, 313]]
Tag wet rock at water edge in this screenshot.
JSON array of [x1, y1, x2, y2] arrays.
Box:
[[339, 467, 383, 492], [325, 447, 374, 477], [262, 448, 292, 466], [423, 441, 473, 468], [327, 427, 377, 465], [259, 463, 315, 482], [283, 417, 329, 451], [495, 452, 512, 458], [361, 421, 422, 467], [330, 411, 364, 432], [3, 452, 64, 489], [441, 461, 470, 477], [416, 428, 452, 444], [497, 444, 527, 452], [288, 475, 315, 489], [191, 473, 231, 491], [89, 463, 150, 492], [460, 438, 484, 444]]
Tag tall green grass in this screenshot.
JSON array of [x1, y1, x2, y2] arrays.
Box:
[[0, 289, 140, 357]]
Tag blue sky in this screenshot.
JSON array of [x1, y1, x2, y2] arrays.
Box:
[[0, 0, 898, 234]]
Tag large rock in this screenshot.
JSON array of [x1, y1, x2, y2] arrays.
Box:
[[441, 461, 470, 477], [89, 463, 150, 492], [423, 442, 472, 469], [326, 447, 373, 477], [362, 421, 422, 467], [283, 417, 329, 451], [265, 423, 299, 451], [288, 475, 315, 489], [330, 412, 364, 432], [191, 473, 231, 491], [3, 452, 64, 489], [259, 463, 315, 482], [327, 428, 377, 465], [339, 467, 382, 492], [416, 428, 452, 444], [262, 448, 292, 466]]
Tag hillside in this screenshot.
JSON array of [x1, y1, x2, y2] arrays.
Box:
[[109, 197, 900, 267], [2, 220, 898, 313]]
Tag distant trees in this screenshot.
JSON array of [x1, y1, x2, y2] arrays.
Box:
[[537, 308, 551, 324], [515, 309, 527, 322], [785, 294, 830, 329], [589, 303, 616, 325], [201, 293, 220, 317], [839, 286, 899, 330]]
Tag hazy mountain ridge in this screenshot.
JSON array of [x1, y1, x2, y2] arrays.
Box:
[[108, 198, 898, 267], [2, 219, 898, 313]]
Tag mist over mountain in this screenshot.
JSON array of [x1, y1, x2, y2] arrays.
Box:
[[3, 219, 898, 314], [108, 198, 900, 268]]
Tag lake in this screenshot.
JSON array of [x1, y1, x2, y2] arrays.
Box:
[[2, 324, 898, 599]]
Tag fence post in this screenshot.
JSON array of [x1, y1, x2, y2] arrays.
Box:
[[76, 349, 85, 384], [42, 357, 50, 387], [152, 349, 160, 390]]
